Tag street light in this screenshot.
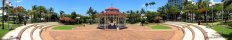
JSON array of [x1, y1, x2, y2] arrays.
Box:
[[180, 11, 183, 21]]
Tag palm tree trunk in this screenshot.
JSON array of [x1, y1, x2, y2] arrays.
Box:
[[2, 0, 5, 29], [40, 12, 42, 22], [204, 13, 207, 23]]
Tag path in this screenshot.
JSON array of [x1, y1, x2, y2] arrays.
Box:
[[165, 21, 226, 40], [1, 22, 59, 40], [165, 22, 193, 40], [191, 24, 225, 40], [1, 24, 33, 40]]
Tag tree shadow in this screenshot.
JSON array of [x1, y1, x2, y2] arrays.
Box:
[[221, 33, 232, 40]]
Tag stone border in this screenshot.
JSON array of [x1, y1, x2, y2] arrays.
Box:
[[164, 24, 185, 40], [39, 25, 56, 40], [17, 24, 36, 40], [30, 25, 41, 40], [186, 25, 195, 40], [191, 24, 209, 40]]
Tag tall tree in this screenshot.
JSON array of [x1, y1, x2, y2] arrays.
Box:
[[60, 11, 64, 17], [46, 7, 54, 21], [157, 6, 168, 21], [87, 7, 97, 24], [14, 6, 26, 23], [149, 2, 156, 11], [140, 8, 146, 14], [71, 11, 77, 19], [222, 0, 232, 8], [32, 5, 38, 10], [145, 3, 149, 11], [222, 0, 232, 23], [183, 0, 197, 22], [37, 6, 46, 22], [197, 0, 210, 23], [167, 5, 180, 20]]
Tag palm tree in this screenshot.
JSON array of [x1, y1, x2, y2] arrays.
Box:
[[183, 0, 198, 22], [37, 6, 46, 22], [32, 5, 38, 10], [213, 4, 222, 20], [221, 0, 232, 33], [71, 11, 77, 19], [222, 0, 232, 23], [149, 2, 155, 11], [197, 0, 210, 23], [223, 0, 232, 8], [60, 11, 64, 17], [140, 8, 145, 14], [157, 6, 166, 21], [167, 5, 180, 21], [145, 3, 149, 11], [2, 0, 6, 29], [87, 7, 97, 24], [46, 7, 54, 21]]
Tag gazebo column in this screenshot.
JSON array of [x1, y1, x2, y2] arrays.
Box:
[[116, 15, 119, 30], [104, 14, 107, 30], [123, 16, 126, 27]]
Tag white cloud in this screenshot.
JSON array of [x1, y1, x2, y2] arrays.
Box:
[[147, 9, 156, 12], [141, 4, 146, 8], [16, 0, 23, 3]]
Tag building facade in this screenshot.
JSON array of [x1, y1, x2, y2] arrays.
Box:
[[167, 0, 184, 9]]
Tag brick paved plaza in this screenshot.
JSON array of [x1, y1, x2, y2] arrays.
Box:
[[41, 24, 183, 40]]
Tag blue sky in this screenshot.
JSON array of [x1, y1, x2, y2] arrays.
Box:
[[3, 0, 221, 16]]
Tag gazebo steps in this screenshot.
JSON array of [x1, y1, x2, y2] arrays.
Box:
[[97, 26, 127, 29]]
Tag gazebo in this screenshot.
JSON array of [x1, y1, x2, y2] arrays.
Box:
[[96, 7, 127, 30]]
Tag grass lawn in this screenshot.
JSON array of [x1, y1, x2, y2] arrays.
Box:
[[205, 24, 232, 40], [53, 25, 78, 30], [0, 24, 21, 39], [149, 24, 171, 29]]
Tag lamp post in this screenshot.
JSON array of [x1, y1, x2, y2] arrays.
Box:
[[76, 17, 80, 24], [141, 14, 145, 26], [143, 16, 147, 23], [221, 1, 225, 34], [23, 16, 26, 25], [180, 11, 183, 21], [209, 4, 215, 28]]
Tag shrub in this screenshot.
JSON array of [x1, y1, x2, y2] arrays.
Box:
[[59, 16, 76, 25], [224, 21, 232, 28]]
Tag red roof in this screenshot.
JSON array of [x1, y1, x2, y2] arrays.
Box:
[[106, 7, 118, 10], [104, 12, 121, 14]]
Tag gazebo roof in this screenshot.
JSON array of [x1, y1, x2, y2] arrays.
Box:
[[106, 7, 118, 10], [96, 7, 126, 18], [104, 12, 121, 14]]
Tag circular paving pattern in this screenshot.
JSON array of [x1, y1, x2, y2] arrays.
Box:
[[41, 24, 184, 40]]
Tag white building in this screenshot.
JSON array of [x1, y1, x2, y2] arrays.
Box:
[[0, 9, 7, 16]]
